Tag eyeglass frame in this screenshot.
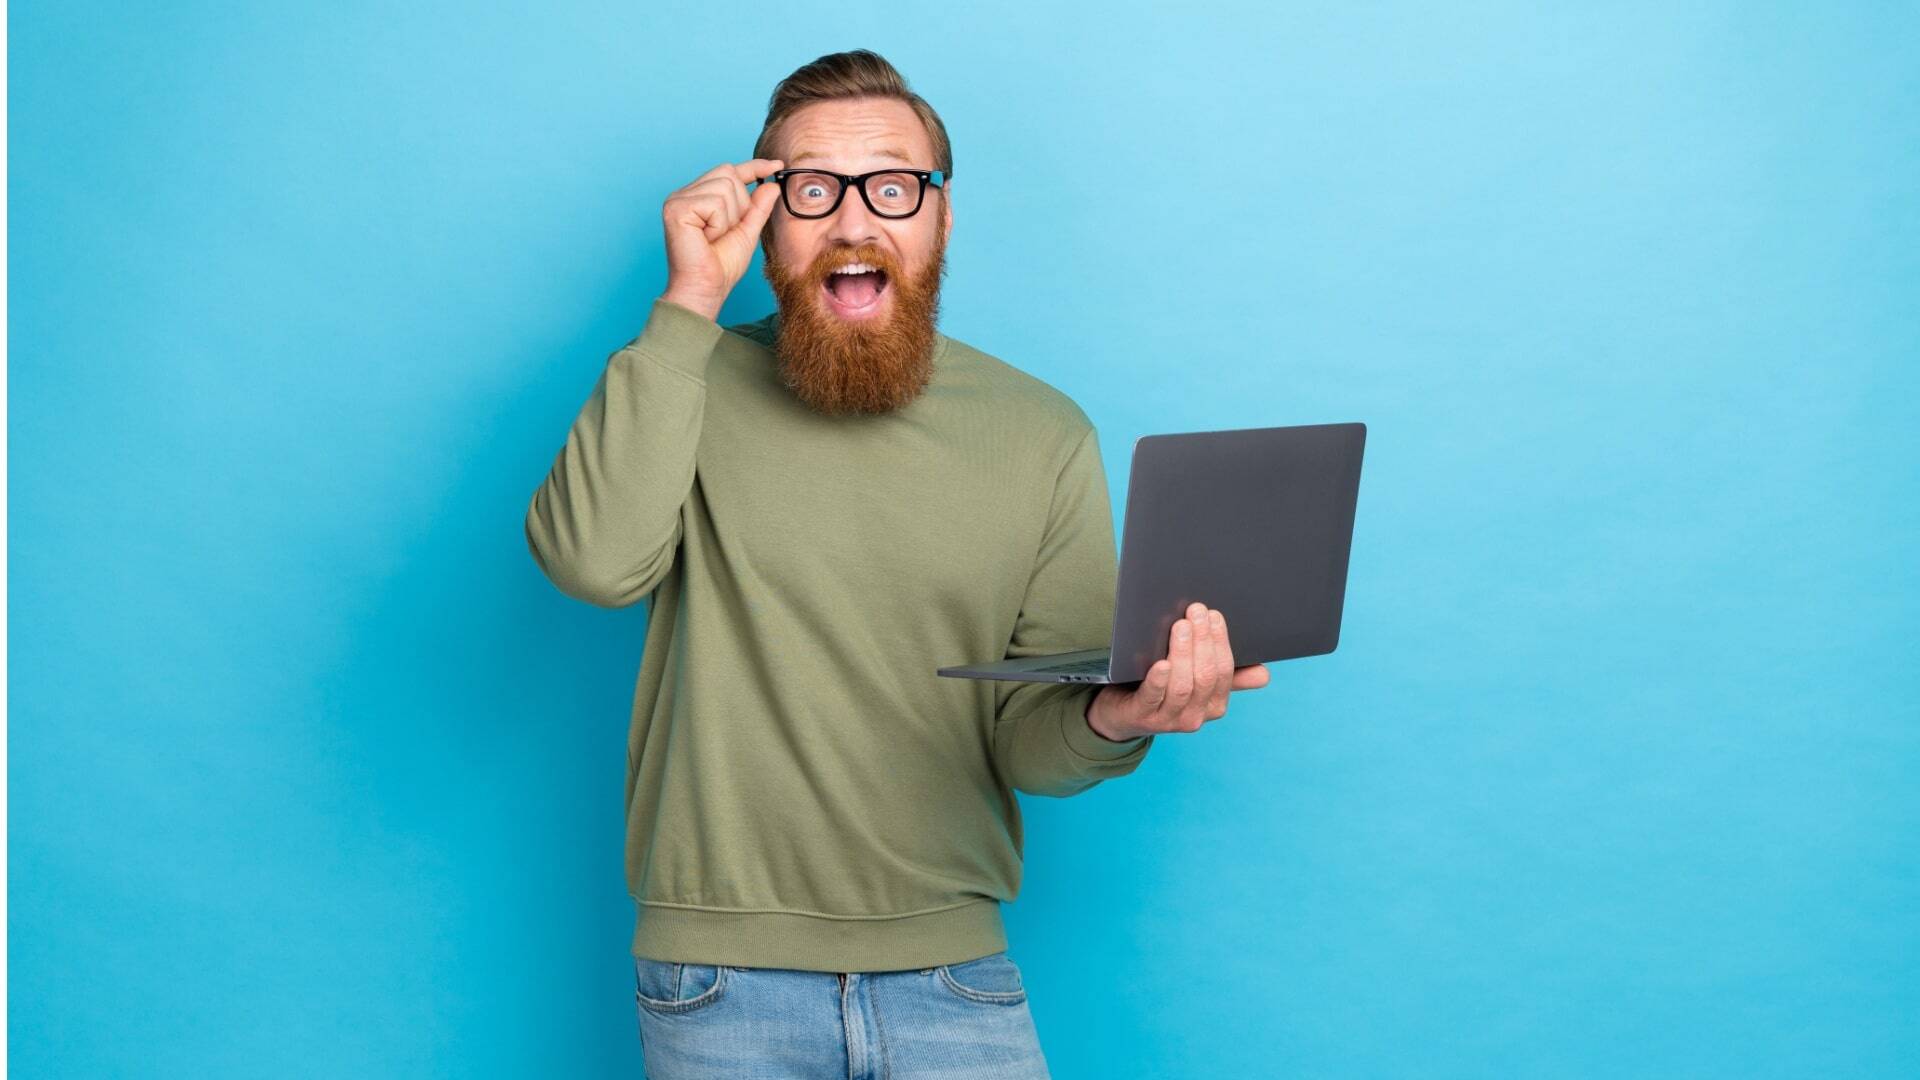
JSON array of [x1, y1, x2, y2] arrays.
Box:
[[761, 168, 949, 220]]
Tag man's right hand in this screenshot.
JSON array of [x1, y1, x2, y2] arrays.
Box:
[[659, 158, 786, 322]]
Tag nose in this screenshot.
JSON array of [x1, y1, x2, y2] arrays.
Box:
[[823, 182, 883, 248]]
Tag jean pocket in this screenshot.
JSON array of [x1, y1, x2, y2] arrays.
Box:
[[936, 951, 1028, 1005], [634, 955, 728, 1015]]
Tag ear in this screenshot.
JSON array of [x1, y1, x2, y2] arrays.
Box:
[[941, 179, 954, 245]]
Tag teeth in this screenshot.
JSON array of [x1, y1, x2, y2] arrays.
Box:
[[834, 262, 879, 275]]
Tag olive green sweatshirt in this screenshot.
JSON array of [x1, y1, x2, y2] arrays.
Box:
[[524, 297, 1153, 973]]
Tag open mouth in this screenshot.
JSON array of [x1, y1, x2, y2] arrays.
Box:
[[821, 263, 890, 319]]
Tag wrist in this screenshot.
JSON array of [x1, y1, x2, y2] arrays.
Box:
[[659, 288, 722, 322], [1084, 690, 1133, 743]]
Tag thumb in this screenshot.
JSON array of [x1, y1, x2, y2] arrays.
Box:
[[741, 181, 781, 237]]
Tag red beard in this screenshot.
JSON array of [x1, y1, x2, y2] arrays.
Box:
[[760, 233, 948, 416]]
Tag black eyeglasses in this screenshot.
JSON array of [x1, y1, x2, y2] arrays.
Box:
[[762, 168, 948, 220]]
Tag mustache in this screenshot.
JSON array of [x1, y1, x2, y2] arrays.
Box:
[[806, 245, 898, 282]]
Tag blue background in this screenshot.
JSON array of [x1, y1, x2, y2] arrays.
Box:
[[10, 2, 1916, 1076]]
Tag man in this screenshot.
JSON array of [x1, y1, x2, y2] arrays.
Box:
[[524, 49, 1270, 1078]]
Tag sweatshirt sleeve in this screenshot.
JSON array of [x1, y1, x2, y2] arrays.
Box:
[[990, 423, 1154, 797], [524, 297, 725, 608]]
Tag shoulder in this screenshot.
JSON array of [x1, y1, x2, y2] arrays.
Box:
[[939, 331, 1096, 455]]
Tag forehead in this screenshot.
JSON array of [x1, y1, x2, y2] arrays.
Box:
[[775, 97, 935, 170]]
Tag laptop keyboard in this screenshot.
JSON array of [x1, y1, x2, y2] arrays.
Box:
[[1031, 658, 1110, 675]]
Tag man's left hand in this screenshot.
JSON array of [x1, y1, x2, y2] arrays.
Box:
[[1086, 602, 1270, 741]]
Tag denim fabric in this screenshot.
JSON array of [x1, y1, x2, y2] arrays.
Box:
[[633, 950, 1052, 1079]]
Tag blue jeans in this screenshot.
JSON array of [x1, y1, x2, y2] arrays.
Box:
[[633, 950, 1052, 1079]]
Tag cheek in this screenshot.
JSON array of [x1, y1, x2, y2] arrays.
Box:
[[772, 223, 820, 272]]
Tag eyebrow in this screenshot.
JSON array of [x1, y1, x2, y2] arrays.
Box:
[[788, 147, 917, 168]]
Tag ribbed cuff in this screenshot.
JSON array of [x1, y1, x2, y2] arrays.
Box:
[[626, 297, 726, 381], [1061, 689, 1151, 762]]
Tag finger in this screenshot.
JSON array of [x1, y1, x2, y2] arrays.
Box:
[[699, 158, 781, 189], [1165, 617, 1195, 726], [726, 157, 784, 184], [1231, 663, 1271, 691], [1188, 606, 1217, 722], [681, 159, 760, 198], [683, 162, 735, 189], [1214, 608, 1237, 676], [675, 192, 731, 241], [1208, 609, 1233, 714], [1136, 660, 1172, 713], [683, 159, 781, 220], [695, 173, 749, 225], [741, 178, 782, 235]]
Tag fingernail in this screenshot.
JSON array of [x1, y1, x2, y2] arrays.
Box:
[[1177, 622, 1190, 639]]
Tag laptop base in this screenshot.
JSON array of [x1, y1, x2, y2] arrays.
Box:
[[936, 647, 1114, 684]]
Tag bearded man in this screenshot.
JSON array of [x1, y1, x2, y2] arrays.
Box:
[[525, 47, 1265, 1079]]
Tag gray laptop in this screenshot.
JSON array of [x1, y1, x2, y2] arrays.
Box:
[[936, 421, 1367, 684]]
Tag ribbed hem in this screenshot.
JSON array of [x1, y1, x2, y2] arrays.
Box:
[[626, 297, 726, 381], [632, 897, 1007, 973]]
